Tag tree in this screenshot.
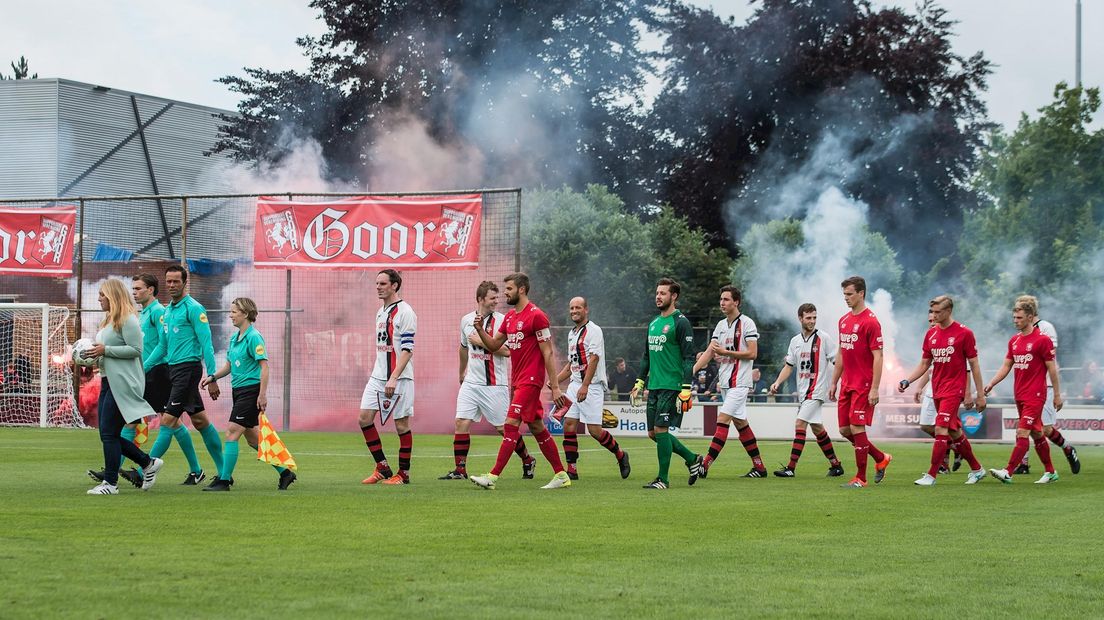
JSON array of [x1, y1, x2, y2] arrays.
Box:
[[0, 56, 36, 80]]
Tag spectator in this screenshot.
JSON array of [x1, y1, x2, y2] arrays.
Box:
[[1080, 360, 1103, 400], [692, 351, 719, 401], [608, 357, 638, 402], [749, 368, 770, 402]]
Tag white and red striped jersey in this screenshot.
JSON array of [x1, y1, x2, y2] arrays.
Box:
[[1036, 319, 1058, 387], [784, 329, 836, 401], [567, 321, 606, 388], [712, 314, 759, 389], [460, 311, 508, 387], [371, 300, 416, 382]]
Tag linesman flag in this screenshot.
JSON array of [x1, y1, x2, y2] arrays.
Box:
[[257, 413, 298, 472], [134, 420, 149, 447]]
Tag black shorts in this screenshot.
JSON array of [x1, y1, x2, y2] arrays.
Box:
[[165, 362, 205, 417], [229, 384, 261, 428], [143, 363, 171, 412]]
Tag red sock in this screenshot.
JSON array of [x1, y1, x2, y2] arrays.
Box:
[[814, 430, 841, 466], [852, 431, 871, 481], [738, 425, 764, 470], [928, 436, 950, 477], [788, 427, 807, 469], [453, 433, 470, 471], [704, 423, 729, 468], [1047, 428, 1068, 450], [360, 424, 388, 468], [563, 431, 579, 468], [490, 424, 520, 476], [865, 436, 886, 464], [597, 430, 624, 460], [534, 428, 565, 473], [1006, 437, 1030, 473], [951, 435, 982, 471], [398, 430, 412, 477], [1034, 436, 1055, 473]]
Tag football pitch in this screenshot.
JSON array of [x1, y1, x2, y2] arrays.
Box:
[[1, 428, 1101, 619]]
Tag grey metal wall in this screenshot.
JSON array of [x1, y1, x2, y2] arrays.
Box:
[[0, 79, 58, 198]]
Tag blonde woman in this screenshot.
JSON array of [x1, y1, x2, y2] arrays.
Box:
[[200, 298, 296, 491], [85, 279, 164, 494]]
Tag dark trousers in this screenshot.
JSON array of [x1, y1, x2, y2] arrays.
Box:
[[98, 378, 151, 485]]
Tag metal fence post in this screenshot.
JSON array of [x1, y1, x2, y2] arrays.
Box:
[[180, 196, 188, 265], [283, 193, 293, 431], [73, 198, 85, 403]]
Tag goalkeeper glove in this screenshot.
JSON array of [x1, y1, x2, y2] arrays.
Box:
[[633, 378, 645, 392], [678, 385, 693, 413]]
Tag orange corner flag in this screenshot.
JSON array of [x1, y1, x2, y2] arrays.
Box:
[[134, 419, 149, 447]]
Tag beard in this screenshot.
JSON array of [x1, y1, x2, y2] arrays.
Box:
[[506, 293, 519, 305]]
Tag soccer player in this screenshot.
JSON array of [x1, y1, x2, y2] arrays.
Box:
[[692, 285, 766, 478], [1013, 295, 1079, 475], [828, 276, 893, 488], [768, 303, 845, 478], [629, 278, 703, 490], [200, 298, 296, 491], [552, 296, 630, 480], [896, 295, 988, 485], [359, 269, 417, 485], [143, 265, 225, 486], [470, 273, 572, 490], [439, 280, 537, 480], [984, 297, 1064, 484], [911, 309, 962, 473]]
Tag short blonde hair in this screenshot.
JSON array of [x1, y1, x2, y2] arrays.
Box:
[[1013, 296, 1038, 317], [929, 295, 953, 311], [232, 297, 258, 322]]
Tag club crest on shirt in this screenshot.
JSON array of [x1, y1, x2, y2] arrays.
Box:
[[517, 321, 524, 330], [948, 337, 956, 345], [662, 325, 670, 334], [1026, 343, 1033, 351], [852, 324, 859, 332]]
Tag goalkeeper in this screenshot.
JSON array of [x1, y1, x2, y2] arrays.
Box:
[[629, 278, 704, 489]]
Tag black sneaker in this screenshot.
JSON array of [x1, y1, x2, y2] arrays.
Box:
[[1066, 446, 1080, 474], [688, 454, 704, 486], [202, 478, 231, 492], [938, 465, 951, 475], [952, 452, 964, 472], [278, 469, 297, 490], [182, 471, 206, 485], [438, 470, 468, 480], [206, 476, 235, 488], [826, 464, 845, 477], [617, 451, 631, 479], [1014, 463, 1030, 475], [744, 468, 769, 478], [774, 466, 795, 478], [120, 468, 143, 488], [522, 459, 536, 479], [87, 468, 106, 483], [643, 478, 668, 489], [566, 469, 579, 481]]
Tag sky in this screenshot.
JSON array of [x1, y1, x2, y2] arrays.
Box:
[[1, 0, 1100, 129]]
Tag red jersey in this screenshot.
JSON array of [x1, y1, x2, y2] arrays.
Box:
[[838, 308, 883, 392], [922, 321, 977, 400], [497, 302, 552, 388], [1007, 330, 1055, 401]]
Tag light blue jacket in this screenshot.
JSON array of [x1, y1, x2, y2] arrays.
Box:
[[96, 315, 156, 423]]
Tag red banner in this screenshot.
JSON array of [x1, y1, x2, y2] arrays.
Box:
[[253, 195, 482, 270], [0, 206, 77, 277]]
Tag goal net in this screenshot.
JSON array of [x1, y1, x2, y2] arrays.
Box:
[[0, 303, 85, 427]]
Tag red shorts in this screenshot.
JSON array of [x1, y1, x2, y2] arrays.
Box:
[[507, 384, 544, 423], [934, 396, 963, 431], [837, 389, 873, 428], [1016, 399, 1045, 432]]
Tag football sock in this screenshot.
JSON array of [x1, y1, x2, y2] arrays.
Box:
[[852, 431, 871, 482], [1046, 428, 1068, 450], [398, 430, 412, 476], [866, 437, 886, 464], [119, 426, 137, 468], [788, 427, 807, 470], [490, 424, 520, 476], [453, 433, 470, 471], [360, 424, 388, 465], [1007, 437, 1031, 473], [739, 425, 765, 470], [951, 435, 982, 470], [1034, 436, 1055, 473], [655, 431, 673, 485], [149, 426, 174, 459], [198, 424, 225, 478], [704, 422, 729, 468], [668, 434, 696, 464], [563, 431, 579, 466], [814, 429, 840, 466], [514, 437, 533, 463], [1020, 454, 1030, 466], [533, 428, 565, 473], [597, 430, 624, 459], [928, 435, 950, 477], [173, 426, 203, 474], [221, 439, 239, 480]]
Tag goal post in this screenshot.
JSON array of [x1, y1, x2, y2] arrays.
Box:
[[0, 303, 85, 428]]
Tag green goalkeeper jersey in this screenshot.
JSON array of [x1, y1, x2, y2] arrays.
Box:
[[639, 310, 695, 391]]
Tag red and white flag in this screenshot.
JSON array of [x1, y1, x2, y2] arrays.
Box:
[[0, 206, 77, 277]]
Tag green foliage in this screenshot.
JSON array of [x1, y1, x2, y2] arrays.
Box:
[[0, 56, 36, 80]]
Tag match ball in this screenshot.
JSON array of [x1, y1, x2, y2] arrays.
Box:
[[72, 338, 99, 368]]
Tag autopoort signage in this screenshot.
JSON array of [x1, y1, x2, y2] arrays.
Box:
[[0, 206, 77, 277], [253, 195, 482, 270]]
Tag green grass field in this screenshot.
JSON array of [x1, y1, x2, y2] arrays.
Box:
[[1, 428, 1101, 619]]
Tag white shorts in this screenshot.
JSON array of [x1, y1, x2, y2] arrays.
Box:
[[564, 382, 606, 425], [919, 396, 937, 426], [1042, 386, 1057, 426], [455, 383, 509, 427], [719, 386, 749, 420], [359, 377, 415, 419], [796, 399, 823, 425]]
